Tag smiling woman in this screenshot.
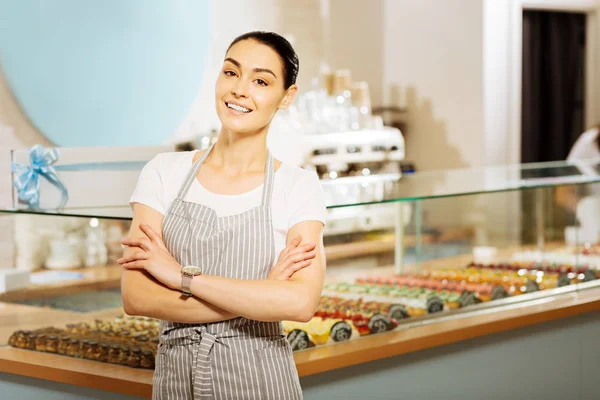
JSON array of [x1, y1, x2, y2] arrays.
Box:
[[121, 31, 325, 399], [215, 32, 299, 136]]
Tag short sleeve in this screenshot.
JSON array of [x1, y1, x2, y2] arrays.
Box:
[[288, 169, 327, 229], [129, 154, 166, 215]]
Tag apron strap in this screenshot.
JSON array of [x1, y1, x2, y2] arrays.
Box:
[[175, 143, 215, 201], [176, 142, 275, 206], [261, 150, 275, 207]]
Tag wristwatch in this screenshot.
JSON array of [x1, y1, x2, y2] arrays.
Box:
[[181, 265, 202, 296]]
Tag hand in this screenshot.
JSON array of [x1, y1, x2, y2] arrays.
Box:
[[118, 223, 181, 290], [267, 235, 316, 281]]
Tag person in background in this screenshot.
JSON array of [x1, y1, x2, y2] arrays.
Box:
[[119, 31, 326, 399], [555, 123, 600, 212]]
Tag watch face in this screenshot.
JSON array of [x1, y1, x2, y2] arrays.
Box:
[[182, 265, 202, 275]]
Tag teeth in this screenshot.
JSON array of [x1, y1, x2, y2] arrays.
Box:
[[227, 103, 250, 113]]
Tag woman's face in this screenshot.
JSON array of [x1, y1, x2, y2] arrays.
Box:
[[215, 39, 296, 135]]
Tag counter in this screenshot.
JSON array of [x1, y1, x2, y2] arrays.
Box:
[[2, 283, 600, 398]]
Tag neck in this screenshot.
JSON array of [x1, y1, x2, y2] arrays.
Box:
[[210, 126, 269, 175]]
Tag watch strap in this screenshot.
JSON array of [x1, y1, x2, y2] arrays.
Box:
[[181, 273, 193, 296]]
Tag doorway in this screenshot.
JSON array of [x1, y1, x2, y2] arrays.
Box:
[[520, 10, 587, 243], [521, 10, 586, 163]]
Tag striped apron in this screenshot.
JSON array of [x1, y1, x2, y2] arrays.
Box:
[[152, 143, 303, 400]]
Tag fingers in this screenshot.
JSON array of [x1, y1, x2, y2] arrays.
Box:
[[288, 250, 316, 263], [139, 223, 166, 249], [274, 243, 317, 269], [283, 259, 312, 279], [117, 251, 148, 264], [121, 236, 153, 251], [286, 243, 316, 258], [121, 260, 146, 270]]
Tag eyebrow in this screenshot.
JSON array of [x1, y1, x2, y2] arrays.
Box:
[[224, 57, 277, 78]]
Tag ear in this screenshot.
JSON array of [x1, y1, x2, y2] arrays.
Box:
[[279, 84, 298, 110]]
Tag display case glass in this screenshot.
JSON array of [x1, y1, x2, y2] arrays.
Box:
[[2, 156, 600, 359]]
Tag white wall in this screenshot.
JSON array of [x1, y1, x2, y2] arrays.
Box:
[[380, 0, 486, 231], [328, 0, 385, 106], [383, 0, 484, 172]]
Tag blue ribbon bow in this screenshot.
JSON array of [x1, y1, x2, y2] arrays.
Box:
[[11, 144, 69, 210]]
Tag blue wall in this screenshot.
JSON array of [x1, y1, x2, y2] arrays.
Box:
[[0, 0, 210, 146]]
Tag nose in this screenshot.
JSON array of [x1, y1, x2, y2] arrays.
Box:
[[231, 77, 250, 98]]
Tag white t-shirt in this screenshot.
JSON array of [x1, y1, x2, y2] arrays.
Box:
[[129, 151, 327, 259], [566, 127, 600, 226], [567, 127, 600, 161]]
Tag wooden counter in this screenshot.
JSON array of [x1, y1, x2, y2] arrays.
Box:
[[2, 285, 600, 399]]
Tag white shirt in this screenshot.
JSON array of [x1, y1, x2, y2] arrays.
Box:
[[566, 127, 600, 229], [129, 150, 327, 259], [567, 127, 600, 161]]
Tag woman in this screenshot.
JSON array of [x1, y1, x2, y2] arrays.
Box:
[[119, 31, 326, 399]]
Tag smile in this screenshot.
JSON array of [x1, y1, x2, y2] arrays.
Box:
[[226, 102, 252, 113]]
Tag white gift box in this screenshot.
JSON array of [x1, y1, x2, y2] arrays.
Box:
[[10, 145, 174, 211], [0, 268, 30, 293]]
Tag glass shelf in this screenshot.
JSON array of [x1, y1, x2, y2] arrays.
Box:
[[4, 158, 600, 220], [0, 206, 134, 220]]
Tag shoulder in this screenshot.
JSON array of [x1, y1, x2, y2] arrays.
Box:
[[145, 151, 197, 178], [579, 127, 599, 143], [569, 128, 600, 160], [275, 163, 321, 190]]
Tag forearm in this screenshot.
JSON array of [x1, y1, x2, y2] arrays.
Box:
[[121, 269, 237, 324], [190, 275, 318, 322]]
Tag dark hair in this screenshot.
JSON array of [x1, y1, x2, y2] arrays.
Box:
[[227, 31, 299, 89]]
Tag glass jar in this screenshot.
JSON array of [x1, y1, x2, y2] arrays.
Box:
[[57, 336, 70, 355], [127, 348, 142, 368], [141, 350, 155, 369], [67, 339, 80, 357], [96, 343, 109, 362], [25, 333, 37, 350], [46, 335, 58, 353], [117, 346, 130, 366], [107, 345, 120, 364], [35, 334, 47, 352], [84, 341, 98, 360]]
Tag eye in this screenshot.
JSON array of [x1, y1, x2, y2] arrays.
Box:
[[255, 79, 268, 87], [223, 70, 236, 77]]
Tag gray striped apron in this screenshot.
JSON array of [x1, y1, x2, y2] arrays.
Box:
[[152, 143, 303, 400]]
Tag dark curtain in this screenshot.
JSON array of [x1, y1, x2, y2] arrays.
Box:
[[521, 11, 586, 163]]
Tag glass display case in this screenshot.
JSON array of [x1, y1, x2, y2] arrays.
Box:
[[2, 155, 600, 364]]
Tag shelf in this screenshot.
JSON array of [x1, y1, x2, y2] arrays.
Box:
[[0, 266, 122, 303], [4, 158, 600, 219]]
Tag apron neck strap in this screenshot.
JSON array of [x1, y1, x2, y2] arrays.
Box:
[[175, 142, 215, 200], [261, 150, 274, 207], [176, 143, 275, 208]]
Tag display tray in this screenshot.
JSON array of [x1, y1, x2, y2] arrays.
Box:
[[5, 260, 599, 356], [8, 316, 158, 369]]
